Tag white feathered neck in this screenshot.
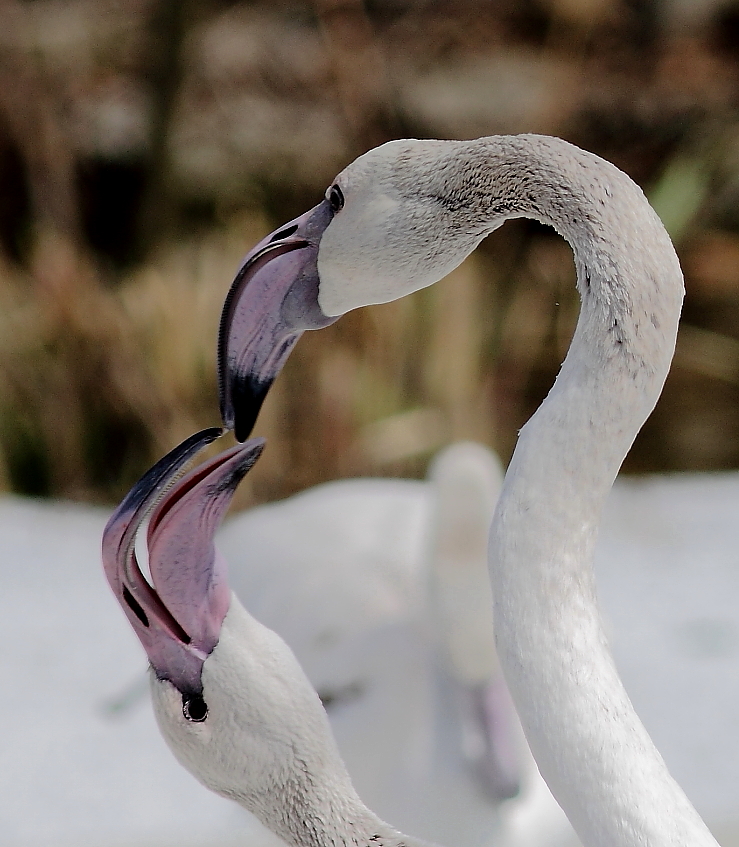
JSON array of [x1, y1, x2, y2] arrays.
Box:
[[321, 135, 715, 846]]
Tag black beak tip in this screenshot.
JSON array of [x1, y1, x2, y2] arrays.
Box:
[[224, 373, 272, 443]]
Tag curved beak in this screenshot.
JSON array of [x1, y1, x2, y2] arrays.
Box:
[[218, 200, 338, 441], [102, 429, 265, 695]]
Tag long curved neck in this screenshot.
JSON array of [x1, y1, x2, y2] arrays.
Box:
[[475, 138, 717, 846]]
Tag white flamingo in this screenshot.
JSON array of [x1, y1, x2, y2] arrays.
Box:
[[103, 135, 720, 847], [215, 135, 721, 846]]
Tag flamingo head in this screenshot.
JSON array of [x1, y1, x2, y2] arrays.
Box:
[[219, 138, 501, 440], [102, 432, 378, 843]]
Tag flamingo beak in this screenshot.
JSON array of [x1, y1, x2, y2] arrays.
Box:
[[218, 200, 338, 442], [102, 428, 265, 696]]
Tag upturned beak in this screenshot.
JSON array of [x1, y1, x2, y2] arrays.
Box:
[[102, 428, 264, 696], [218, 200, 337, 441]]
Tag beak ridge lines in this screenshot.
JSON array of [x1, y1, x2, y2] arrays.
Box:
[[102, 428, 264, 693], [217, 200, 335, 440], [146, 438, 266, 654]]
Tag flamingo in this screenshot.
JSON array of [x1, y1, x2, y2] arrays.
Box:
[[211, 134, 720, 846]]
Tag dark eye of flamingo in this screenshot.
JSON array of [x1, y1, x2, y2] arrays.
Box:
[[183, 694, 209, 722], [329, 184, 344, 212]]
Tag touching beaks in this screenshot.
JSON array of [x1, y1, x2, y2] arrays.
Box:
[[218, 199, 338, 442], [102, 428, 265, 696]]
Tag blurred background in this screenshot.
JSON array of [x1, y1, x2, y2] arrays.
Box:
[[1, 0, 739, 509]]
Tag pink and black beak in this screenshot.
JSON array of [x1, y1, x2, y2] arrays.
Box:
[[218, 199, 338, 442], [102, 428, 265, 705]]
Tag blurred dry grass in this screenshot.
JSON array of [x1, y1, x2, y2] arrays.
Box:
[[2, 0, 739, 506]]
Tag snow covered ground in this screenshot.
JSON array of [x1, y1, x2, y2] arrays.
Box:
[[2, 472, 739, 846]]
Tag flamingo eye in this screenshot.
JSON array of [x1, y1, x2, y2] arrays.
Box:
[[183, 693, 208, 722], [329, 184, 344, 213]]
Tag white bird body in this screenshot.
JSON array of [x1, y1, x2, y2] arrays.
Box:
[[218, 443, 574, 847], [102, 135, 732, 847]]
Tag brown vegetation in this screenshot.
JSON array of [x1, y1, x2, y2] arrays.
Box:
[[2, 0, 739, 507]]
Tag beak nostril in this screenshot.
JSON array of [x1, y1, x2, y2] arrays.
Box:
[[123, 585, 150, 628], [269, 224, 298, 243], [183, 693, 209, 722]]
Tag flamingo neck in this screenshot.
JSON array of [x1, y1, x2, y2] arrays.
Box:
[[479, 138, 717, 846], [242, 761, 434, 847], [263, 792, 430, 847], [155, 596, 436, 847]]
